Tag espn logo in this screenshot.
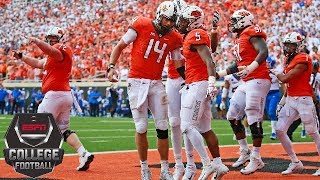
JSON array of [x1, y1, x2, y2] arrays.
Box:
[[22, 124, 47, 131]]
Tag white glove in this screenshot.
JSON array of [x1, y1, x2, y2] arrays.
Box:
[[276, 96, 286, 117], [236, 61, 259, 78], [269, 68, 283, 76], [219, 101, 226, 110], [207, 76, 218, 98]]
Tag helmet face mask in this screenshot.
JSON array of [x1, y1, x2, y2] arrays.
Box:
[[45, 27, 64, 45], [176, 5, 204, 34], [228, 9, 254, 33], [176, 16, 189, 34], [155, 1, 178, 34], [282, 32, 304, 57], [45, 36, 60, 46]]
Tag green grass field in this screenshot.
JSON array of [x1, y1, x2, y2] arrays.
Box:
[[0, 115, 312, 158]]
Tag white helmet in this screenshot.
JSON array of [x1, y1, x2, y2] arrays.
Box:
[[176, 5, 204, 34], [46, 27, 64, 40], [228, 9, 254, 32], [173, 0, 187, 14], [283, 32, 304, 44], [156, 1, 178, 25], [282, 32, 304, 57]]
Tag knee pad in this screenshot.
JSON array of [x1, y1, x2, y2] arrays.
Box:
[[169, 117, 181, 128], [229, 120, 245, 134], [135, 118, 148, 134], [156, 129, 168, 139], [155, 119, 168, 131], [250, 122, 264, 139], [63, 130, 75, 142]]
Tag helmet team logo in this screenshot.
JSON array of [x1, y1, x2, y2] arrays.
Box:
[[15, 116, 53, 147], [191, 10, 201, 18], [4, 113, 64, 178], [161, 5, 168, 12]]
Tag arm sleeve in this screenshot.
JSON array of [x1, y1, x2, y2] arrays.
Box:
[[170, 47, 184, 61], [222, 87, 228, 99], [122, 28, 137, 45]]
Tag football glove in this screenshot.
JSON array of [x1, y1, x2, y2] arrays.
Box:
[[206, 76, 218, 98], [219, 101, 226, 110], [212, 11, 220, 29]]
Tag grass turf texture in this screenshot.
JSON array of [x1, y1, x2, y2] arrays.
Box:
[[0, 115, 313, 158]]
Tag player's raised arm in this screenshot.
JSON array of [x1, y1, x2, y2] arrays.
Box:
[[210, 11, 220, 53], [28, 27, 65, 61], [12, 51, 46, 69]]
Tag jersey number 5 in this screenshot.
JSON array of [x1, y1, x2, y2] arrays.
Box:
[[144, 39, 167, 63]]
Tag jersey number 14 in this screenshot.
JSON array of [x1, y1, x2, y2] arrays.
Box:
[[144, 39, 167, 63]]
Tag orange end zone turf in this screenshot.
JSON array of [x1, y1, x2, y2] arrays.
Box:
[[0, 143, 319, 179]]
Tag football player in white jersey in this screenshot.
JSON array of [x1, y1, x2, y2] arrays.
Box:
[[265, 57, 282, 140], [220, 74, 241, 111]]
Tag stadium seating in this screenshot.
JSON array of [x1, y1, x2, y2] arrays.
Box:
[[0, 0, 319, 81]]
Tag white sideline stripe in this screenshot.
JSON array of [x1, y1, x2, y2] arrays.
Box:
[[78, 133, 248, 139], [0, 142, 315, 160], [99, 120, 133, 123], [90, 140, 110, 143]]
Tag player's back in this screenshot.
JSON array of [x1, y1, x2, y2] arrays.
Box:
[[129, 16, 182, 80], [183, 28, 210, 84]]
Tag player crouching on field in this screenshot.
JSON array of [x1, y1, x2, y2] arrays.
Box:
[[271, 32, 320, 176], [13, 27, 94, 171]]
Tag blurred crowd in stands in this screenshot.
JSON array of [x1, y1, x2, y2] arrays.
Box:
[[0, 0, 319, 81], [0, 83, 132, 117]]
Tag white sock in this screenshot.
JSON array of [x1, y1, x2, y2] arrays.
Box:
[[238, 138, 249, 151], [212, 157, 222, 164], [185, 128, 211, 166], [183, 133, 195, 165], [289, 154, 299, 163], [161, 160, 169, 171], [171, 126, 183, 166], [140, 160, 149, 170], [271, 121, 277, 134], [252, 146, 261, 158], [77, 146, 86, 156], [277, 130, 298, 162]]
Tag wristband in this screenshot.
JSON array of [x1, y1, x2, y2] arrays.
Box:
[[107, 64, 115, 73]]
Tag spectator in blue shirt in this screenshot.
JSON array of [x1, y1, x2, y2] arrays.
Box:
[[34, 89, 44, 113], [0, 84, 8, 114], [11, 87, 22, 115], [89, 88, 101, 117]]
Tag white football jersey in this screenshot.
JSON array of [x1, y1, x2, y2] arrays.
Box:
[[310, 72, 320, 97], [225, 74, 241, 98], [269, 73, 280, 91]]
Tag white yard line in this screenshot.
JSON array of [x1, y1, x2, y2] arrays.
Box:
[[0, 142, 314, 160]]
